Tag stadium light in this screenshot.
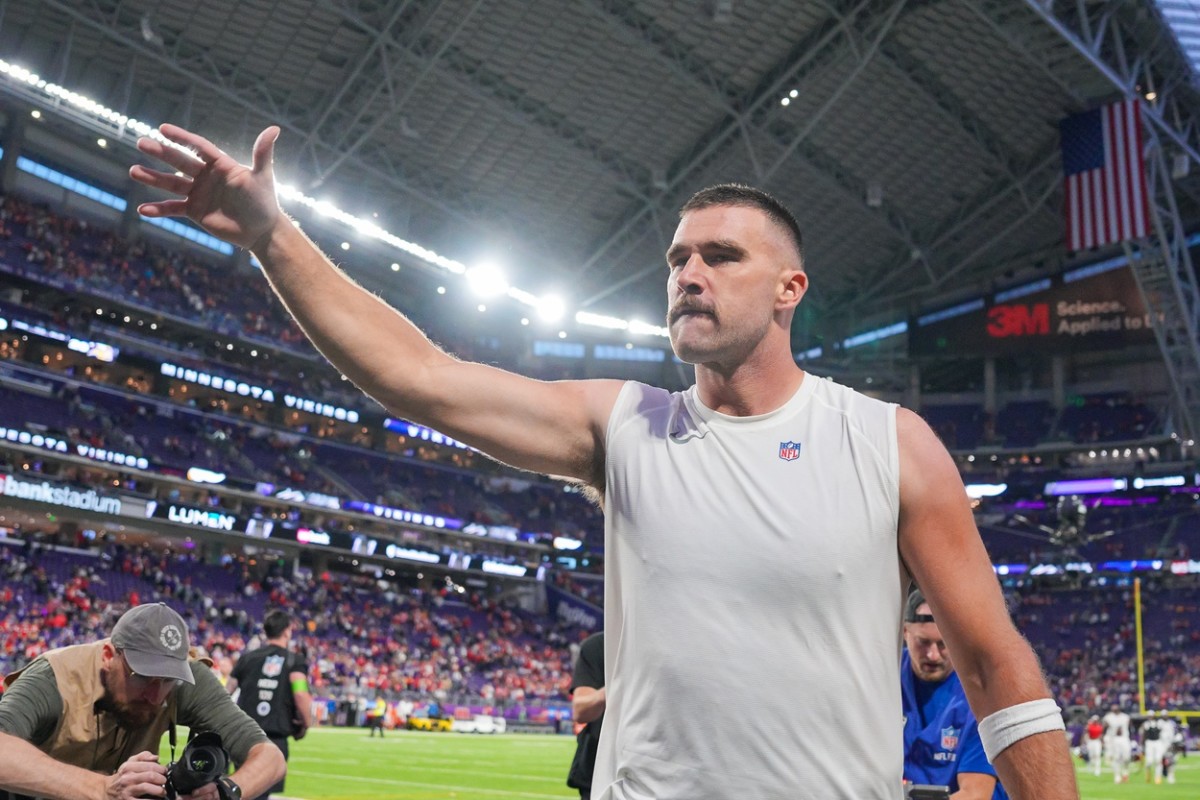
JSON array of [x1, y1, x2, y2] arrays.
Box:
[[575, 311, 628, 330], [0, 56, 676, 341], [535, 294, 565, 323], [465, 263, 508, 298]]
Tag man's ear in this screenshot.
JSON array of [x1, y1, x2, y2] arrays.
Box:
[[778, 269, 808, 309]]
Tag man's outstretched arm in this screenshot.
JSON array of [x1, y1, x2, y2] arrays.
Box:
[[896, 408, 1078, 800], [131, 125, 621, 485]]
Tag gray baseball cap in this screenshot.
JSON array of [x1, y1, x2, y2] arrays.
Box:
[[110, 603, 195, 685], [904, 589, 935, 624]]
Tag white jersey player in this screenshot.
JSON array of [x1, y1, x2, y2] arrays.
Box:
[[1102, 705, 1132, 783], [1084, 716, 1104, 777]]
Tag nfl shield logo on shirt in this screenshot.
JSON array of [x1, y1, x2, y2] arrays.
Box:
[[941, 726, 959, 750], [778, 441, 802, 461], [263, 654, 285, 677]]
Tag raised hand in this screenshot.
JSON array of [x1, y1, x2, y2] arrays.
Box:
[[130, 124, 282, 251]]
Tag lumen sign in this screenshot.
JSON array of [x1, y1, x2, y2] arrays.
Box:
[[148, 501, 239, 532], [0, 474, 122, 515]]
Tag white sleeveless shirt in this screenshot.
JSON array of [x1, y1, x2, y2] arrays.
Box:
[[596, 375, 905, 799]]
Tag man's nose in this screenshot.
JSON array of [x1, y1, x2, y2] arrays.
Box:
[[675, 255, 706, 294]]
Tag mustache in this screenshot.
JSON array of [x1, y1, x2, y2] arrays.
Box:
[[668, 300, 716, 324]]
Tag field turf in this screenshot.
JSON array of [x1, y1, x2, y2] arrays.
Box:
[[173, 729, 1200, 799], [1072, 755, 1200, 800], [279, 727, 578, 799]]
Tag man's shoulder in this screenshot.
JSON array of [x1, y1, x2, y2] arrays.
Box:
[[809, 373, 895, 414], [580, 633, 603, 658], [3, 655, 56, 689]]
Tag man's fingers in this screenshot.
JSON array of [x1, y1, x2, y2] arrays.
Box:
[[136, 137, 206, 177], [159, 123, 228, 164], [251, 126, 281, 176], [129, 780, 166, 799], [137, 199, 189, 218], [129, 164, 193, 196]]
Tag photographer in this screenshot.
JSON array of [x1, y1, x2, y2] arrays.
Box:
[[226, 610, 312, 800], [0, 603, 285, 800], [901, 590, 1008, 800]]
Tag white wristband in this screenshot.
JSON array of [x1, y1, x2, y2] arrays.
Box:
[[978, 698, 1065, 762]]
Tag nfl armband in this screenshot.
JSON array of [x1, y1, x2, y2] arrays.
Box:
[[978, 698, 1065, 762], [291, 677, 310, 693]]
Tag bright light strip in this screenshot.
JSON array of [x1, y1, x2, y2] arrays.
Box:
[[628, 319, 669, 337], [575, 311, 628, 330], [1044, 477, 1127, 495], [0, 58, 672, 340], [186, 467, 227, 484], [1133, 475, 1186, 489], [965, 482, 1007, 499]]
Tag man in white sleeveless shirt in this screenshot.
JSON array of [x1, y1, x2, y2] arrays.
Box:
[[130, 124, 1079, 800]]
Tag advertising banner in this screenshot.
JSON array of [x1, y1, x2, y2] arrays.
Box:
[[909, 265, 1155, 357], [545, 584, 602, 630]]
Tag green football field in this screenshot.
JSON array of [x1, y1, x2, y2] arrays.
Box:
[[176, 728, 1200, 799], [280, 727, 579, 799], [1071, 755, 1200, 800]]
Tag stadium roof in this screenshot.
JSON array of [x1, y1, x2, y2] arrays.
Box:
[[6, 0, 1200, 352]]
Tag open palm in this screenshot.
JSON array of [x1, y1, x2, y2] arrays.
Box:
[[129, 124, 282, 252]]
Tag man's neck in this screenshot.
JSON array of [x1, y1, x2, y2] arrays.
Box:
[[267, 636, 288, 648], [694, 351, 805, 417]]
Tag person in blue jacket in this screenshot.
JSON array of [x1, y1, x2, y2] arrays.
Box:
[[902, 589, 1009, 800]]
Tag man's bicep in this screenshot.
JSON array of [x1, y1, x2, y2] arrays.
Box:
[[896, 408, 1016, 659], [571, 638, 604, 690], [380, 362, 624, 485], [0, 662, 62, 744]]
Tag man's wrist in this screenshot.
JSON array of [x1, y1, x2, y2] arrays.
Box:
[[248, 213, 292, 261]]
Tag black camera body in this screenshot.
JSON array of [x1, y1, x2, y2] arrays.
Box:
[[164, 731, 230, 799], [905, 785, 951, 800]]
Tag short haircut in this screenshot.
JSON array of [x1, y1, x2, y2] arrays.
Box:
[[679, 184, 804, 264], [264, 609, 292, 638]]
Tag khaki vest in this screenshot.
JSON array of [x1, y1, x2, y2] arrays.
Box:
[[5, 640, 176, 774]]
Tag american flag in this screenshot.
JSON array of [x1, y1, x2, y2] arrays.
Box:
[[1060, 99, 1150, 252]]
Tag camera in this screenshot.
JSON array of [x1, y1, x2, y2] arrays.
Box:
[[904, 785, 951, 800], [164, 731, 230, 799]]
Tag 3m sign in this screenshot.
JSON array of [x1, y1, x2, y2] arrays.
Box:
[[986, 303, 1050, 338]]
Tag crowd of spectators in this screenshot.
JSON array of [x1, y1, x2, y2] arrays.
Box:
[[1010, 582, 1200, 714], [2, 195, 310, 353], [0, 538, 586, 712], [8, 532, 1200, 728]]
